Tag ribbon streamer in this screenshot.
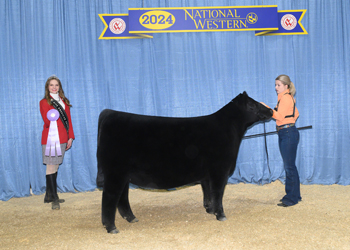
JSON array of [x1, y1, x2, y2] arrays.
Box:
[[45, 109, 62, 156]]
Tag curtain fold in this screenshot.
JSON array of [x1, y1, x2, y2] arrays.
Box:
[[1, 0, 349, 201]]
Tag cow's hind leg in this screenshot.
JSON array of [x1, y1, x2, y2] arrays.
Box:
[[96, 162, 104, 189], [102, 190, 119, 233], [201, 180, 213, 214], [118, 182, 139, 223], [102, 177, 127, 234]]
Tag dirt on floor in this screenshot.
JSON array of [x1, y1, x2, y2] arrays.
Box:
[[1, 181, 349, 250]]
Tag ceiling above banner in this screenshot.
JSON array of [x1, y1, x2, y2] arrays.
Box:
[[99, 5, 307, 39]]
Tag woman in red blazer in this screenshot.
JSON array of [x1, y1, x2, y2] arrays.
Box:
[[40, 75, 75, 210]]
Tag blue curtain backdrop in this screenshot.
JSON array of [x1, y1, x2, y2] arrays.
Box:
[[1, 0, 349, 201]]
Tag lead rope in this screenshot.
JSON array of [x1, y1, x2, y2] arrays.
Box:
[[264, 122, 271, 176]]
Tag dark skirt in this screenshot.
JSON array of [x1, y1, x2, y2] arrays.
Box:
[[42, 143, 67, 165]]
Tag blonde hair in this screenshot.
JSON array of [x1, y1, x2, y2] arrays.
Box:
[[44, 76, 72, 107], [275, 74, 296, 96]]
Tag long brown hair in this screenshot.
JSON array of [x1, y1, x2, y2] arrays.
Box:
[[44, 76, 72, 107], [275, 74, 296, 96]]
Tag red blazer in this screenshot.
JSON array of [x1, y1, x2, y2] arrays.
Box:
[[40, 98, 75, 145]]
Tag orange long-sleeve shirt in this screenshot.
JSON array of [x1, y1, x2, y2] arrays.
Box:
[[272, 89, 299, 126]]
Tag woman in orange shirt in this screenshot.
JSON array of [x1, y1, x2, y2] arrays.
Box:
[[264, 74, 301, 207], [40, 76, 75, 210]]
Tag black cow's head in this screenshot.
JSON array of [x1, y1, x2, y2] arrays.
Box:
[[237, 92, 273, 126]]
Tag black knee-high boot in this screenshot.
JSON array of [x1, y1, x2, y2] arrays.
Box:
[[54, 172, 65, 203], [44, 174, 60, 209], [44, 174, 58, 203]]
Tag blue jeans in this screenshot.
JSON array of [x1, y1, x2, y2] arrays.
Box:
[[278, 126, 301, 206]]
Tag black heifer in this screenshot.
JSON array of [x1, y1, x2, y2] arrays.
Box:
[[96, 92, 272, 233]]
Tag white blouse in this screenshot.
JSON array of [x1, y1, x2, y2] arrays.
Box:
[[50, 93, 65, 109]]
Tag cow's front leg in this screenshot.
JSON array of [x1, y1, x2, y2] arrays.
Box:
[[201, 180, 213, 214], [118, 181, 139, 223], [209, 175, 228, 221], [212, 190, 227, 221]]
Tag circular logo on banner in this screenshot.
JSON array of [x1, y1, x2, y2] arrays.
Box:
[[281, 14, 297, 30], [246, 12, 258, 24], [109, 18, 126, 34]]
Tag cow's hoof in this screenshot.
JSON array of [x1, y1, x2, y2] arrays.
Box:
[[130, 218, 139, 223], [216, 215, 227, 221], [107, 228, 119, 234], [124, 216, 139, 223]]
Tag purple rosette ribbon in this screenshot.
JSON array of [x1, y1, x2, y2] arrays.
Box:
[[45, 109, 62, 156]]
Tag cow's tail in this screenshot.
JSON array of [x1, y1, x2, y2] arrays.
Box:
[[96, 109, 113, 189]]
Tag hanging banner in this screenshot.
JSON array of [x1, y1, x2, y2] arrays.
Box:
[[99, 6, 307, 39], [255, 10, 307, 36], [99, 14, 153, 39], [128, 6, 279, 33]]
